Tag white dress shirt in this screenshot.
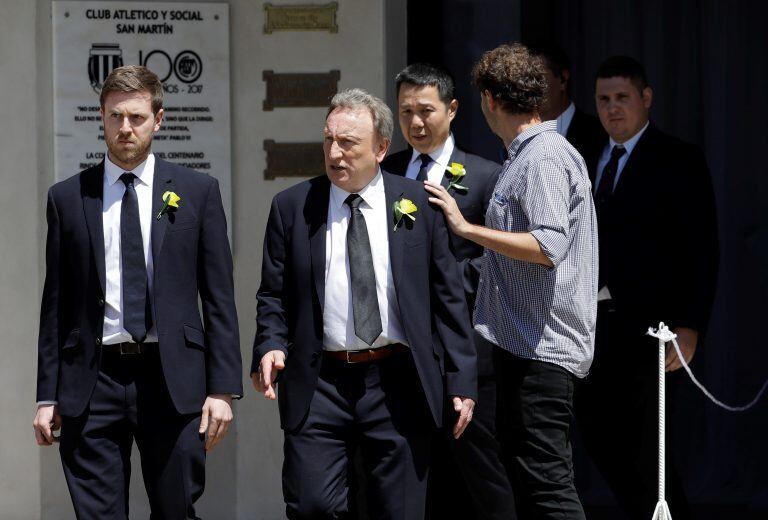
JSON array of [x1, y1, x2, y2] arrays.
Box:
[[322, 170, 409, 351], [102, 153, 158, 345], [594, 122, 649, 299], [555, 102, 576, 137], [594, 121, 649, 192], [405, 133, 455, 184]]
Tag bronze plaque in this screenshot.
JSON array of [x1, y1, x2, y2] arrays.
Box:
[[263, 70, 340, 111], [263, 2, 338, 34], [264, 140, 324, 180]]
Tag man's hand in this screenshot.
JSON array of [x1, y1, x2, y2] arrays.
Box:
[[424, 181, 471, 237], [251, 350, 286, 400], [451, 396, 475, 439], [199, 394, 233, 451], [33, 404, 61, 446], [666, 327, 698, 372]]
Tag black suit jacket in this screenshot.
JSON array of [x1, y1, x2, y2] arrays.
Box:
[[252, 172, 477, 431], [381, 146, 501, 377], [589, 124, 719, 335], [37, 159, 243, 417], [566, 108, 607, 168]]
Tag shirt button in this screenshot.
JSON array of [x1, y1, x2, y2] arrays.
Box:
[[98, 299, 105, 307], [95, 338, 102, 345]]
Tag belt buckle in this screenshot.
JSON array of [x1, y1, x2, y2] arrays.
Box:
[[119, 342, 142, 355], [345, 349, 374, 364]]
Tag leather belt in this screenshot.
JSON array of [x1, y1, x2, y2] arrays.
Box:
[[323, 343, 409, 364], [103, 342, 158, 355]]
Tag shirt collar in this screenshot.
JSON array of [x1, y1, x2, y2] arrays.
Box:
[[409, 133, 455, 170], [506, 120, 557, 159], [555, 102, 576, 137], [330, 168, 385, 211], [609, 121, 649, 156], [104, 153, 155, 186]]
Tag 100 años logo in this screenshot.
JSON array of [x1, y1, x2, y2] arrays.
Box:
[[140, 49, 203, 84], [87, 44, 204, 94]]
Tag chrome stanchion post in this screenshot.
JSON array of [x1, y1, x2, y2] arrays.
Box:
[[648, 322, 674, 520]]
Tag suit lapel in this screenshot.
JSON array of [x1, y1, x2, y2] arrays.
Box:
[[82, 163, 106, 294], [308, 178, 330, 313], [613, 125, 654, 198], [589, 138, 608, 185], [567, 109, 583, 142], [388, 150, 412, 177], [151, 159, 174, 263], [384, 175, 405, 294]]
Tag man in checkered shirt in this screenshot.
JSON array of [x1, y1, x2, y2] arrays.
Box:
[[425, 43, 597, 519]]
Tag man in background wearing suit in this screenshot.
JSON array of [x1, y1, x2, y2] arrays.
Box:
[[381, 63, 515, 520], [252, 88, 477, 519], [576, 56, 719, 520], [529, 42, 606, 164], [32, 66, 242, 519]]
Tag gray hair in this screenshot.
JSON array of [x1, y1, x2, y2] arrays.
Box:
[[327, 88, 393, 141]]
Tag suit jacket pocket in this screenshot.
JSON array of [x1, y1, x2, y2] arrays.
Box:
[[62, 328, 80, 350], [168, 218, 198, 232], [183, 324, 206, 351], [404, 236, 427, 248]]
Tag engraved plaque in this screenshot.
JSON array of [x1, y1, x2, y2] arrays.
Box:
[[264, 140, 324, 179], [263, 70, 340, 110], [263, 2, 338, 33]]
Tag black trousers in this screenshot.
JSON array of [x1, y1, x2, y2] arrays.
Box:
[[495, 348, 586, 520], [282, 352, 433, 520], [575, 307, 692, 520], [425, 374, 517, 520], [59, 348, 205, 520]]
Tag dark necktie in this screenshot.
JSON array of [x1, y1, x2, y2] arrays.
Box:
[[119, 173, 150, 343], [594, 145, 626, 211], [416, 153, 432, 182], [594, 147, 625, 289], [345, 194, 382, 346]]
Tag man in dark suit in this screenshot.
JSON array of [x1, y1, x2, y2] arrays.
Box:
[[575, 56, 719, 520], [529, 42, 606, 166], [252, 88, 477, 519], [32, 66, 242, 519], [381, 63, 515, 520]]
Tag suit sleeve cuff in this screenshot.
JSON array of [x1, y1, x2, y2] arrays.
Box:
[[446, 372, 478, 402]]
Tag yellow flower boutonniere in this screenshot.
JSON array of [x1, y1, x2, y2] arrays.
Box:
[[393, 197, 418, 231], [156, 191, 181, 220], [446, 162, 469, 193]]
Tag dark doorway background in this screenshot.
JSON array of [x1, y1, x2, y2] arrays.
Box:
[[406, 0, 768, 517]]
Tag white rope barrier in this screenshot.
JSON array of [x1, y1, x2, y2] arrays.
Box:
[[647, 323, 768, 412], [645, 321, 768, 520]]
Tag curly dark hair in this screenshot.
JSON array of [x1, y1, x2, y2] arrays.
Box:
[[472, 43, 547, 115]]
